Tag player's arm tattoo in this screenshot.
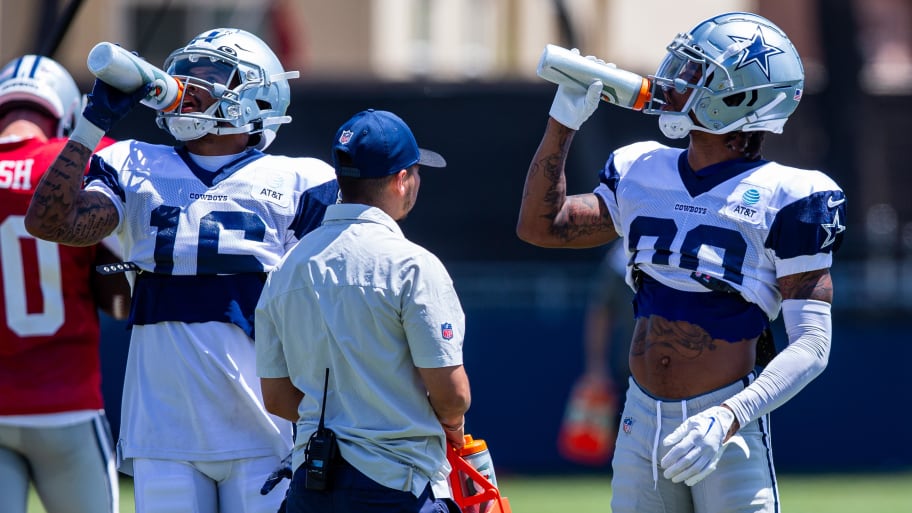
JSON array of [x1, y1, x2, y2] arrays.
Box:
[[528, 123, 615, 243], [551, 195, 615, 241], [778, 269, 833, 303], [26, 141, 119, 246], [524, 123, 572, 214]]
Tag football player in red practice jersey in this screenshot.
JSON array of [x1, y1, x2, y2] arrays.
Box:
[[0, 54, 130, 513]]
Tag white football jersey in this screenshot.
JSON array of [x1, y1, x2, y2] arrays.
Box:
[[84, 141, 338, 465], [594, 141, 845, 336], [87, 142, 336, 275]]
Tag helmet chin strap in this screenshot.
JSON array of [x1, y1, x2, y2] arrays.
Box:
[[210, 124, 252, 136], [659, 91, 788, 138], [271, 71, 300, 82], [165, 101, 221, 141], [658, 113, 693, 139], [165, 91, 295, 145], [209, 115, 293, 137], [733, 92, 788, 132]]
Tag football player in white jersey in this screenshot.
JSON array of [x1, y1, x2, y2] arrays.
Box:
[[25, 28, 338, 513], [518, 12, 845, 513]]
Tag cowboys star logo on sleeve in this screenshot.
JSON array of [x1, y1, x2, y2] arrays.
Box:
[[821, 209, 845, 249]]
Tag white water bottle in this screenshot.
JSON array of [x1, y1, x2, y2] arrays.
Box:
[[537, 44, 652, 111], [87, 42, 184, 112]]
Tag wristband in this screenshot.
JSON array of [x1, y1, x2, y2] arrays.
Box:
[[68, 114, 105, 150]]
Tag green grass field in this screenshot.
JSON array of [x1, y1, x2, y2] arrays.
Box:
[[499, 472, 912, 513], [28, 472, 911, 512]]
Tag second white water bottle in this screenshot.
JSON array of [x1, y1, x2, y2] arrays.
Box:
[[87, 42, 184, 112], [536, 44, 652, 111]]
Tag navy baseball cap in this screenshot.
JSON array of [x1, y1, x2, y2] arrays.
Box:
[[332, 109, 446, 178]]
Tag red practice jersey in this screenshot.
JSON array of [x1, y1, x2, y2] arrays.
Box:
[[0, 135, 116, 415]]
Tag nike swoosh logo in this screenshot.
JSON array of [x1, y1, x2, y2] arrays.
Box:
[[827, 197, 845, 208], [704, 417, 716, 435]]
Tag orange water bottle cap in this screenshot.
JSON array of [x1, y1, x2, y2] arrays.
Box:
[[459, 434, 489, 456]]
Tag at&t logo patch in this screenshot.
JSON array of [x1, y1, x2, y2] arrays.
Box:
[[741, 188, 760, 205], [726, 183, 769, 225]]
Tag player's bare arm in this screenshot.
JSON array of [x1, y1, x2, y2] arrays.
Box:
[[778, 268, 833, 303], [517, 118, 618, 248], [24, 140, 118, 246]]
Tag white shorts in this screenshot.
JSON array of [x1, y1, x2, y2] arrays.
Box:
[[610, 375, 780, 513]]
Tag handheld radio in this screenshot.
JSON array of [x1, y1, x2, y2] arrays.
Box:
[[304, 368, 337, 491]]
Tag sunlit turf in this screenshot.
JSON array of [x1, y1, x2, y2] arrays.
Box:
[[27, 471, 911, 513]]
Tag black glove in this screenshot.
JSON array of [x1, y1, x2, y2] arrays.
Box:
[[83, 78, 153, 132], [261, 452, 293, 495]]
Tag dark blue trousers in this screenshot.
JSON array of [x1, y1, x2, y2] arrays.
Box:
[[285, 457, 460, 513]]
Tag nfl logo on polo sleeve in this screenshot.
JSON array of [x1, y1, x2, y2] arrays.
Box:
[[441, 323, 454, 340]]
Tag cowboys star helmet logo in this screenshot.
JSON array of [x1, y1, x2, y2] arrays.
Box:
[[729, 27, 785, 81]]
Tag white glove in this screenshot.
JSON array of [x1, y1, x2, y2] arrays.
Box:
[[661, 406, 735, 486], [548, 50, 604, 130]]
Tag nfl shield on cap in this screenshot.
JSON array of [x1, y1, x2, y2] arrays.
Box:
[[332, 109, 446, 178]]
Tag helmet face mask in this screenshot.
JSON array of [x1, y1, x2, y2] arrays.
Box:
[[156, 28, 296, 150], [170, 53, 237, 86], [0, 55, 82, 138], [650, 49, 709, 115], [643, 12, 805, 139]]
